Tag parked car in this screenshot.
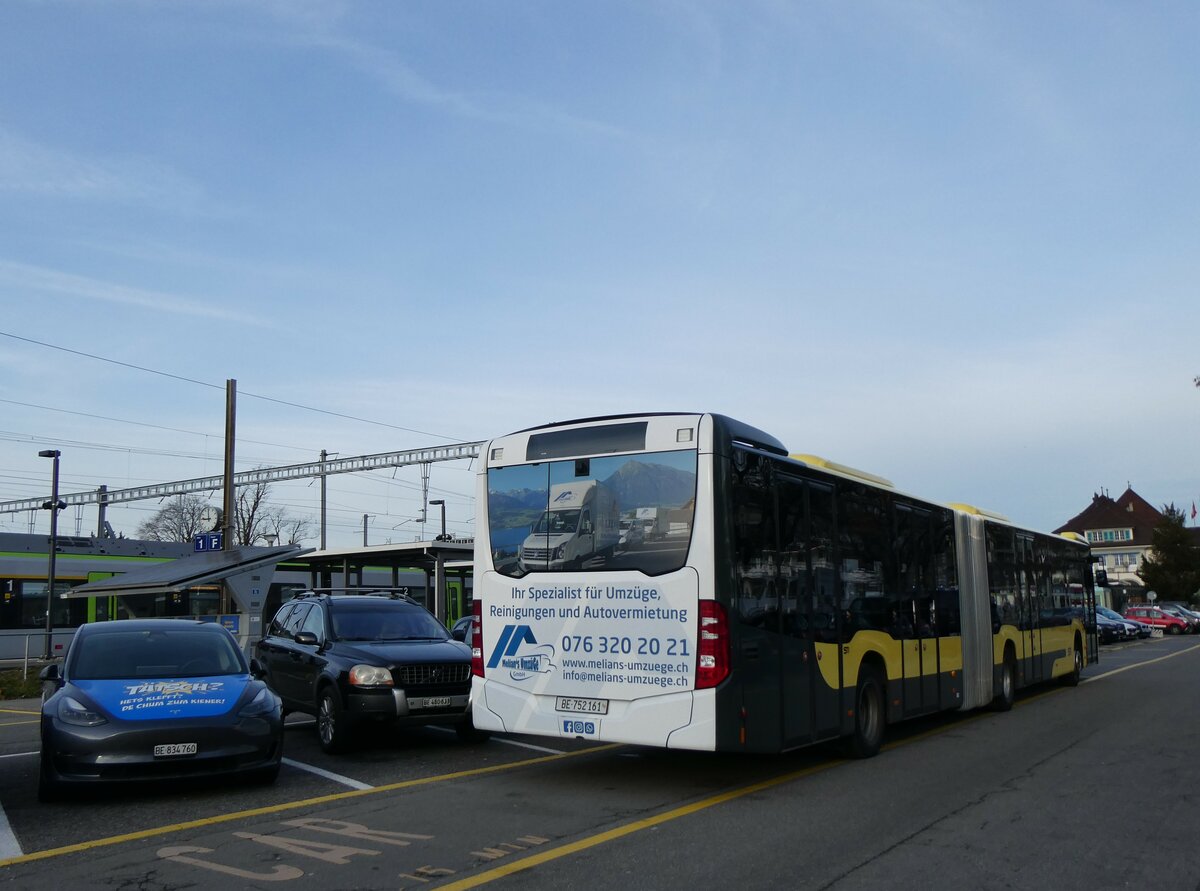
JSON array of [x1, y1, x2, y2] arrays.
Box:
[[1094, 614, 1126, 644], [38, 619, 283, 801], [1096, 606, 1149, 639], [450, 615, 473, 641], [252, 590, 484, 753], [1159, 604, 1200, 633], [1122, 605, 1190, 635]]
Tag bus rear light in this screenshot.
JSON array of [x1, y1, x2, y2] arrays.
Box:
[[695, 601, 729, 689], [470, 599, 484, 678]]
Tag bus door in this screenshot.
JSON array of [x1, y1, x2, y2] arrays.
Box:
[[731, 453, 784, 750], [896, 504, 937, 715], [1020, 536, 1044, 686], [777, 477, 812, 746], [779, 477, 841, 743]]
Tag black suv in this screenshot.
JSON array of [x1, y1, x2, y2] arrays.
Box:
[[252, 591, 485, 753]]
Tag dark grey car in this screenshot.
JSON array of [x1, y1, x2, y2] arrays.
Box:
[[38, 619, 284, 801]]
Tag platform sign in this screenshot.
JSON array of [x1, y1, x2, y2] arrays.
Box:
[[194, 532, 224, 552]]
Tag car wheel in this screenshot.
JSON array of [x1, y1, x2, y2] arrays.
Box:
[[842, 665, 885, 759], [250, 761, 282, 785], [37, 747, 63, 803], [1168, 625, 1181, 635], [993, 651, 1016, 712], [317, 686, 351, 754]]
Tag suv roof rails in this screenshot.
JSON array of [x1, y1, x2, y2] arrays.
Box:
[[290, 587, 417, 603]]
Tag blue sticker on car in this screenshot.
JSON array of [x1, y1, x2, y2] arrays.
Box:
[[75, 676, 247, 721]]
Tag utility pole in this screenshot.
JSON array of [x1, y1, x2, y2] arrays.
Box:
[[221, 379, 236, 614], [320, 449, 327, 550], [38, 449, 65, 660]]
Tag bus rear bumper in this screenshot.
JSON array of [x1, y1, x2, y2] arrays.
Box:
[[472, 679, 716, 750]]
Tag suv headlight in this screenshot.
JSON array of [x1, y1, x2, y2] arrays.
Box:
[[58, 695, 107, 727], [349, 665, 393, 687]]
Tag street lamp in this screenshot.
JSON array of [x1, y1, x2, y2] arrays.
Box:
[[38, 449, 66, 660], [429, 500, 450, 541]]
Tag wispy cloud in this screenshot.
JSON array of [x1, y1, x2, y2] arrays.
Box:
[[0, 259, 275, 327], [0, 129, 206, 208]]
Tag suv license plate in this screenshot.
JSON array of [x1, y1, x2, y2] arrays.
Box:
[[154, 743, 197, 757], [416, 697, 451, 709], [555, 697, 609, 715]]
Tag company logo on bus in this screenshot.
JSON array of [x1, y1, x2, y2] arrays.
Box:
[[487, 624, 556, 681]]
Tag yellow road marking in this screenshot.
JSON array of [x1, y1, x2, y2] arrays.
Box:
[[438, 758, 845, 890], [0, 720, 38, 728], [0, 743, 620, 869], [5, 642, 1196, 874], [0, 709, 39, 717], [441, 643, 1200, 888]]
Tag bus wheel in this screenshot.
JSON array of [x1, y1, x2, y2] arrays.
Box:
[[1061, 636, 1083, 687], [993, 651, 1016, 712], [843, 667, 885, 759]]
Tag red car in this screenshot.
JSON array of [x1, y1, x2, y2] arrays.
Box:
[[1122, 605, 1190, 635]]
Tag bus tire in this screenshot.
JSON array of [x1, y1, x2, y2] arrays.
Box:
[[1061, 635, 1083, 687], [843, 666, 885, 759], [993, 650, 1016, 712]]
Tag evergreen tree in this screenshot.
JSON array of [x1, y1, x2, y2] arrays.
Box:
[[1139, 504, 1200, 604]]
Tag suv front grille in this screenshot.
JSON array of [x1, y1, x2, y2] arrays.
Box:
[[393, 663, 471, 688]]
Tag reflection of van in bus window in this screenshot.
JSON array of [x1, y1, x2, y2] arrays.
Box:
[[619, 516, 644, 547], [519, 481, 619, 571]]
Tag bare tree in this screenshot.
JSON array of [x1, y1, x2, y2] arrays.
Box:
[[135, 494, 210, 542], [134, 479, 313, 546], [232, 479, 314, 546]]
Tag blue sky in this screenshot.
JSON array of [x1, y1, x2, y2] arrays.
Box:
[[1, 0, 1197, 546]]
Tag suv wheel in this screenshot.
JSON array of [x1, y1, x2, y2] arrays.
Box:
[[317, 686, 352, 754]]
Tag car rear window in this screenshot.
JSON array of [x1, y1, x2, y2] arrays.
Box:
[[330, 602, 449, 642], [71, 628, 246, 680]]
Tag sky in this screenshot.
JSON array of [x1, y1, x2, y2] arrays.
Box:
[[1, 0, 1197, 548]]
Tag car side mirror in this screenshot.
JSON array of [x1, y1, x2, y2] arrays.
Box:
[[38, 664, 60, 684], [294, 631, 320, 646], [451, 627, 466, 641]]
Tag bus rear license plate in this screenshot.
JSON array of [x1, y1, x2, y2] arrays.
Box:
[[416, 697, 451, 709], [555, 697, 608, 715], [154, 743, 197, 757]]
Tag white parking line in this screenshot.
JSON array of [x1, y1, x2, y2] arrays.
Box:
[[0, 751, 37, 759], [0, 800, 21, 859], [281, 758, 373, 790], [426, 725, 565, 755]]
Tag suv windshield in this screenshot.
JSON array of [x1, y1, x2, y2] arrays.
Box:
[[487, 449, 697, 578], [330, 602, 450, 642], [71, 629, 245, 680]]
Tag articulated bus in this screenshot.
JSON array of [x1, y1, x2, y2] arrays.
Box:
[[470, 413, 1097, 756]]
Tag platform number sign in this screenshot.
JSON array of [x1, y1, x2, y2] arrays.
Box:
[[194, 532, 224, 552]]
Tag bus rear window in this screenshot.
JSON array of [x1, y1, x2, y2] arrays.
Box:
[[486, 450, 697, 578]]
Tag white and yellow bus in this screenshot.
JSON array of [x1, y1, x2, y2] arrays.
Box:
[[470, 413, 1096, 755]]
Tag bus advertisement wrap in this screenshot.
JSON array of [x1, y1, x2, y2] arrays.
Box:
[[483, 571, 700, 698]]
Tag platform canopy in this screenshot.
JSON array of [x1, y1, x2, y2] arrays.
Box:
[[65, 544, 309, 598]]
